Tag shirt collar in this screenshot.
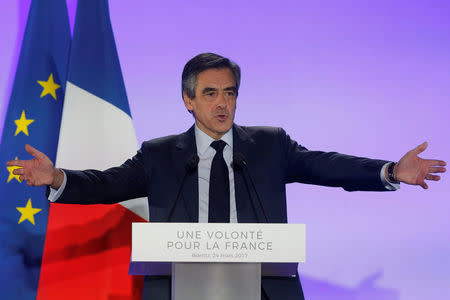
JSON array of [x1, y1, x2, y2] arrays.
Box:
[[195, 124, 233, 155]]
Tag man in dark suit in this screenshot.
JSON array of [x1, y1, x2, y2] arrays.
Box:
[[8, 53, 446, 299]]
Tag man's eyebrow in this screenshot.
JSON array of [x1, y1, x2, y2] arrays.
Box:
[[202, 87, 217, 94], [224, 86, 237, 92]]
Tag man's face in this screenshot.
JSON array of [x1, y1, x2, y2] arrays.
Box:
[[184, 68, 237, 139]]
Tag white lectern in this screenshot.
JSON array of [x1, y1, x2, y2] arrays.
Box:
[[129, 223, 305, 300]]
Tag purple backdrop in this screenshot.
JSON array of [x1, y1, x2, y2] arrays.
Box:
[[1, 1, 449, 299]]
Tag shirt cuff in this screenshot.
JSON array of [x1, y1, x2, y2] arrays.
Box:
[[380, 162, 400, 191], [48, 169, 67, 202]]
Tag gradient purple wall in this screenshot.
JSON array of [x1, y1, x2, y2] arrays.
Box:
[[1, 1, 449, 299]]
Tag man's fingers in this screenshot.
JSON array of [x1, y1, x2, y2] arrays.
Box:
[[428, 167, 446, 173], [427, 160, 447, 167], [420, 181, 429, 189], [25, 144, 44, 159], [6, 159, 26, 167], [412, 142, 428, 155], [12, 168, 25, 175], [425, 174, 440, 181]]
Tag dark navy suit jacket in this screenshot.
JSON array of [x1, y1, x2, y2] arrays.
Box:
[[59, 124, 390, 300]]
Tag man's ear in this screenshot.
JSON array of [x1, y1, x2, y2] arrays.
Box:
[[183, 92, 194, 112]]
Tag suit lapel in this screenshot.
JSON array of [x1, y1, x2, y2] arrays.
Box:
[[171, 124, 268, 223], [173, 125, 198, 222], [233, 124, 259, 223]]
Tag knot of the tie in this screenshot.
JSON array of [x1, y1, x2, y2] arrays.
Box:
[[211, 140, 226, 153]]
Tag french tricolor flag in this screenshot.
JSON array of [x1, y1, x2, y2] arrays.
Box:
[[37, 0, 148, 299]]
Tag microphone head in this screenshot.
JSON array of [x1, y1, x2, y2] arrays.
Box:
[[186, 154, 199, 172], [232, 153, 246, 170]]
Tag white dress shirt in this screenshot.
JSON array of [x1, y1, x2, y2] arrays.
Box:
[[195, 125, 237, 223]]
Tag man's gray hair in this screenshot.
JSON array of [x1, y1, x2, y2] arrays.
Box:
[[182, 53, 241, 101]]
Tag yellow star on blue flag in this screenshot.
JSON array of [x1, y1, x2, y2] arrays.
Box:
[[14, 110, 34, 136], [6, 157, 22, 183], [16, 199, 42, 225], [37, 73, 61, 100]]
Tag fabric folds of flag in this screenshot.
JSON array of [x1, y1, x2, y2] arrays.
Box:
[[37, 0, 149, 299], [0, 0, 71, 299]]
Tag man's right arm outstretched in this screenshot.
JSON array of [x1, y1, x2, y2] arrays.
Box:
[[7, 144, 149, 205]]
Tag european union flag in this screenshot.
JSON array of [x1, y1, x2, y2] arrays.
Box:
[[0, 0, 71, 298]]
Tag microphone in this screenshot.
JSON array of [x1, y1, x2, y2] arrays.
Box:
[[167, 154, 199, 222], [231, 153, 246, 171], [232, 153, 269, 223], [185, 154, 200, 173]]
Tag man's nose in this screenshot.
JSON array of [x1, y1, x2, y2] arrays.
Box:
[[216, 92, 227, 108]]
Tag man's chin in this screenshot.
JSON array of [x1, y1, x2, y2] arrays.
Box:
[[209, 124, 232, 139], [217, 122, 233, 133]]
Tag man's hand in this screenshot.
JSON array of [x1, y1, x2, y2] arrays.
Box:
[[6, 144, 64, 189], [394, 142, 446, 189]]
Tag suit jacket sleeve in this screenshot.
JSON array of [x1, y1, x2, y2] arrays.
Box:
[[279, 128, 389, 191], [56, 143, 150, 204]]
